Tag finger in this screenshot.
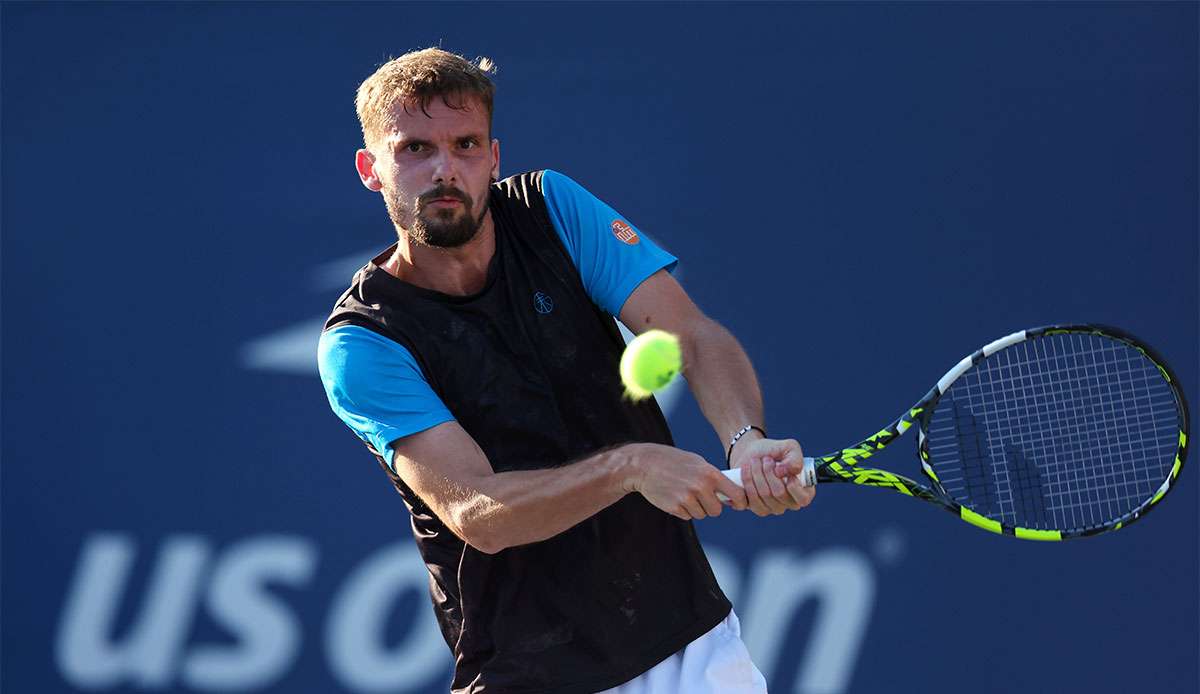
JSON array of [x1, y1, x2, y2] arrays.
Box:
[[715, 472, 748, 510], [682, 498, 707, 520], [785, 475, 816, 508], [751, 458, 787, 514], [748, 441, 796, 480], [697, 490, 723, 517], [783, 475, 804, 509], [761, 451, 789, 478], [763, 461, 792, 511], [741, 461, 770, 517], [771, 440, 805, 477], [768, 456, 787, 494]]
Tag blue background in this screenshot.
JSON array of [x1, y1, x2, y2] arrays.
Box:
[[3, 2, 1196, 693]]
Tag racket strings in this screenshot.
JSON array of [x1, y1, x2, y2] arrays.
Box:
[[925, 333, 1180, 531]]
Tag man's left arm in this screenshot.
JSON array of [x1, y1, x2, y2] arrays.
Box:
[[619, 269, 815, 516]]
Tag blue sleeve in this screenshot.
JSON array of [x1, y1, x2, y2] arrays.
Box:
[[542, 170, 678, 317], [317, 324, 454, 469]]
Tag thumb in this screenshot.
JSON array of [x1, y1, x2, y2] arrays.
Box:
[[764, 439, 805, 477]]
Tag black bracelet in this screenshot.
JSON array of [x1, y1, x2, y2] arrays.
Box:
[[726, 425, 767, 466]]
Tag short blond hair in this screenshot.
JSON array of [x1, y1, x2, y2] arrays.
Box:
[[355, 48, 496, 149]]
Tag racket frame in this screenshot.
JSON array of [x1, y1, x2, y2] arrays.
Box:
[[807, 324, 1190, 540]]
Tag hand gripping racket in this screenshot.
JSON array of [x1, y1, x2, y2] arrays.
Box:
[[722, 325, 1190, 540]]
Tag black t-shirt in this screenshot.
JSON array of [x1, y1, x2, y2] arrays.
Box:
[[322, 171, 730, 693]]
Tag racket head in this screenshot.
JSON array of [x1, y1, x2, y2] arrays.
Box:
[[915, 325, 1189, 540]]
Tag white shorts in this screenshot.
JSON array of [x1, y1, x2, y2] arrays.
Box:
[[597, 611, 767, 694]]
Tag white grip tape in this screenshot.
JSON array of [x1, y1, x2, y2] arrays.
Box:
[[718, 456, 817, 502]]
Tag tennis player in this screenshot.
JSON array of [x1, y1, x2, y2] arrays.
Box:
[[318, 48, 815, 694]]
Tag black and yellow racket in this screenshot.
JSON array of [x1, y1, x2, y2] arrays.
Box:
[[723, 325, 1190, 540]]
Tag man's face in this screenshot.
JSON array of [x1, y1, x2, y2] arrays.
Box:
[[364, 96, 500, 248]]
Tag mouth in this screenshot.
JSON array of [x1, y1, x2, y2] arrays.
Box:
[[422, 196, 467, 211]]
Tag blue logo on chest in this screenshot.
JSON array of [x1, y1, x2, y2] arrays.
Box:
[[533, 291, 554, 314]]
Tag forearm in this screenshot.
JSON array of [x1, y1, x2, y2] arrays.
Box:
[[458, 444, 638, 553], [680, 317, 765, 460]]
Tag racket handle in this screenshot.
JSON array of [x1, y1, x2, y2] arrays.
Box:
[[717, 457, 817, 502]]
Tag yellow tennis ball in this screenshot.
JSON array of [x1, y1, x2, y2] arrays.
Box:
[[620, 329, 682, 401]]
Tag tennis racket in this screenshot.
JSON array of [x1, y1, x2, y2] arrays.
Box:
[[721, 325, 1190, 540]]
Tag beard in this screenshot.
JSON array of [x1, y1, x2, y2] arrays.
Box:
[[384, 184, 489, 249]]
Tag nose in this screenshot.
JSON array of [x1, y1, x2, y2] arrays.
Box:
[[431, 149, 458, 186]]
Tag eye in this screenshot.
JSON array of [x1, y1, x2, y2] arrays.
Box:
[[459, 138, 478, 149], [405, 142, 424, 153]]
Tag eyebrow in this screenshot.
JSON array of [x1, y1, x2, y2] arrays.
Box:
[[391, 137, 431, 149], [390, 132, 485, 149]]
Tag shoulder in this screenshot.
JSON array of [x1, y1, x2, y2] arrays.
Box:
[[492, 169, 548, 204], [489, 169, 605, 207], [318, 324, 421, 389]]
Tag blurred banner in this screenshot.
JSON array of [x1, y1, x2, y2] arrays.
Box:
[[3, 3, 1196, 693]]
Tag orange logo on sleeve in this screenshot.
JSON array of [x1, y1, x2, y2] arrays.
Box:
[[611, 219, 639, 245]]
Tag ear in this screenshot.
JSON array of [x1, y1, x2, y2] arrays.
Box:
[[355, 148, 383, 192], [490, 138, 501, 182]]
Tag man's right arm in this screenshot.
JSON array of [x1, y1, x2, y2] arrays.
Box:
[[391, 421, 748, 554], [318, 323, 748, 554]]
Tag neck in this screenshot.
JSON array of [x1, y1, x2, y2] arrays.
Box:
[[383, 212, 496, 296]]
